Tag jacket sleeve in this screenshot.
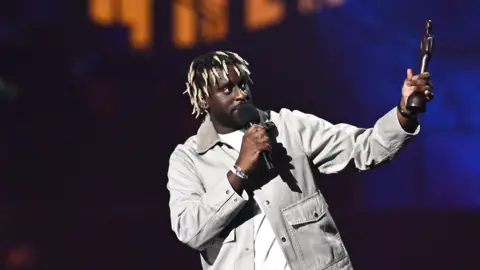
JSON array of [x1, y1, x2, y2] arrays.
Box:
[[167, 145, 249, 251], [279, 107, 420, 174]]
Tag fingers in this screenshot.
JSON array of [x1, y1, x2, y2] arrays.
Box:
[[246, 124, 262, 134], [411, 72, 429, 80], [410, 82, 432, 91], [248, 124, 266, 139], [404, 69, 434, 102], [425, 90, 434, 101], [406, 69, 414, 80], [244, 124, 271, 152], [253, 127, 271, 152], [406, 69, 430, 82], [405, 79, 427, 87], [406, 71, 433, 91], [417, 72, 430, 80], [410, 84, 433, 99], [257, 141, 272, 152], [413, 79, 428, 85], [406, 68, 430, 81]]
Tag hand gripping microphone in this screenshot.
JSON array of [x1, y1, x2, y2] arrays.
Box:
[[237, 104, 274, 170]]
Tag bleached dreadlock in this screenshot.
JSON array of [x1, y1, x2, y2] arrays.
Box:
[[183, 51, 252, 118]]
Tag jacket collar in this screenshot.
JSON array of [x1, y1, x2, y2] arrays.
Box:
[[195, 109, 270, 154]]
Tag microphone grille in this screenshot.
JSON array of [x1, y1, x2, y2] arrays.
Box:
[[237, 104, 260, 127]]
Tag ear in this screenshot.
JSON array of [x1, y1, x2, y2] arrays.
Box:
[[200, 99, 209, 110]]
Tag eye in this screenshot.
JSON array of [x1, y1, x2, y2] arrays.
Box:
[[238, 78, 249, 90], [242, 84, 250, 94]]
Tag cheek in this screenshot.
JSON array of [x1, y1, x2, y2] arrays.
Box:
[[207, 100, 225, 114], [212, 95, 231, 108]]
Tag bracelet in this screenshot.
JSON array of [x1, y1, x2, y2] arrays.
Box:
[[397, 102, 417, 120], [231, 165, 248, 180]]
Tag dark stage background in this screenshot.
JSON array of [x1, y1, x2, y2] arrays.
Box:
[[0, 1, 479, 269]]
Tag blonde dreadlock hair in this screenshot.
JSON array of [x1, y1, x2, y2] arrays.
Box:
[[183, 51, 252, 118]]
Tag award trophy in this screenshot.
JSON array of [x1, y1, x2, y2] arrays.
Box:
[[406, 19, 435, 113]]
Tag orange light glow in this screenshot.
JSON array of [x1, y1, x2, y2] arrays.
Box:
[[244, 0, 285, 31], [89, 0, 152, 50]]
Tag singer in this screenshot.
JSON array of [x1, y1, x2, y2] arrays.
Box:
[[167, 51, 433, 270]]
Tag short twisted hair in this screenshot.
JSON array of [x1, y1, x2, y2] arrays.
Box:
[[183, 51, 252, 118]]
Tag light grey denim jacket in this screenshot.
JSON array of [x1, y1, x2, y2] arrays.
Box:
[[167, 107, 419, 270]]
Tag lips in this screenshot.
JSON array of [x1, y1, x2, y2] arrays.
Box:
[[231, 103, 244, 113]]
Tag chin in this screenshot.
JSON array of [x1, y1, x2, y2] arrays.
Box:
[[229, 118, 244, 130], [228, 118, 242, 129], [231, 108, 239, 117], [215, 113, 242, 130]]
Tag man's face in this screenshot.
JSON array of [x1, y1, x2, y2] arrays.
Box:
[[206, 64, 252, 131]]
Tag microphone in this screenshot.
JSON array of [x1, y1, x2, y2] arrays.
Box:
[[237, 104, 274, 170]]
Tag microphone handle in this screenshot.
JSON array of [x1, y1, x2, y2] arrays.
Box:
[[247, 123, 274, 170], [262, 151, 274, 170]]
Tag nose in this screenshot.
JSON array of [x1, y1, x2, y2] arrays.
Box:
[[233, 86, 248, 101]]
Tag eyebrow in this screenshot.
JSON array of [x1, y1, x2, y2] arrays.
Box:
[[219, 74, 248, 88], [216, 77, 230, 89]]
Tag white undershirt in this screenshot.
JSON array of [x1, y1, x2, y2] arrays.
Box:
[[218, 130, 291, 270]]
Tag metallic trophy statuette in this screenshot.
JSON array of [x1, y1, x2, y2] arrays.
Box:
[[406, 19, 435, 113]]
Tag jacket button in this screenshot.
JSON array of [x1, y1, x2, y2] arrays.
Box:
[[281, 237, 286, 242], [226, 190, 230, 195], [314, 212, 319, 218], [265, 200, 270, 205]]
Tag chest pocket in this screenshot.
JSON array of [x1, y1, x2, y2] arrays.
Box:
[[281, 192, 347, 269], [281, 191, 328, 226]]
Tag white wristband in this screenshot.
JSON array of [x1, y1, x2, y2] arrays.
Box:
[[231, 165, 248, 179]]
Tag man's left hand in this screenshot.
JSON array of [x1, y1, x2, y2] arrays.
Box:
[[401, 68, 434, 110]]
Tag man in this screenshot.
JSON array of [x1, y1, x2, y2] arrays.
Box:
[[167, 51, 433, 270]]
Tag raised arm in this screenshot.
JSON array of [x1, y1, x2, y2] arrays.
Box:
[[279, 107, 419, 174]]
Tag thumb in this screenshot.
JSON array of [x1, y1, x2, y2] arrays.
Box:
[[406, 68, 414, 80]]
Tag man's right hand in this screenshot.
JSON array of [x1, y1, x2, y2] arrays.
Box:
[[235, 124, 271, 175]]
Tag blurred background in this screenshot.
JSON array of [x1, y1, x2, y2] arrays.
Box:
[[0, 0, 479, 269]]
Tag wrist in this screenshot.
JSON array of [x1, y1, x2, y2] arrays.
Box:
[[226, 170, 245, 194], [231, 164, 248, 180], [397, 98, 418, 120], [234, 159, 252, 175]]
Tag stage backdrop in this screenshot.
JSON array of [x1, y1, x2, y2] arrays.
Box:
[[1, 0, 478, 209], [150, 0, 479, 210], [1, 1, 479, 269]]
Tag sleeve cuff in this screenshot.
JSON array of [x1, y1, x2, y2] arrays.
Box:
[[204, 173, 249, 212], [382, 107, 421, 135], [372, 107, 421, 152]]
